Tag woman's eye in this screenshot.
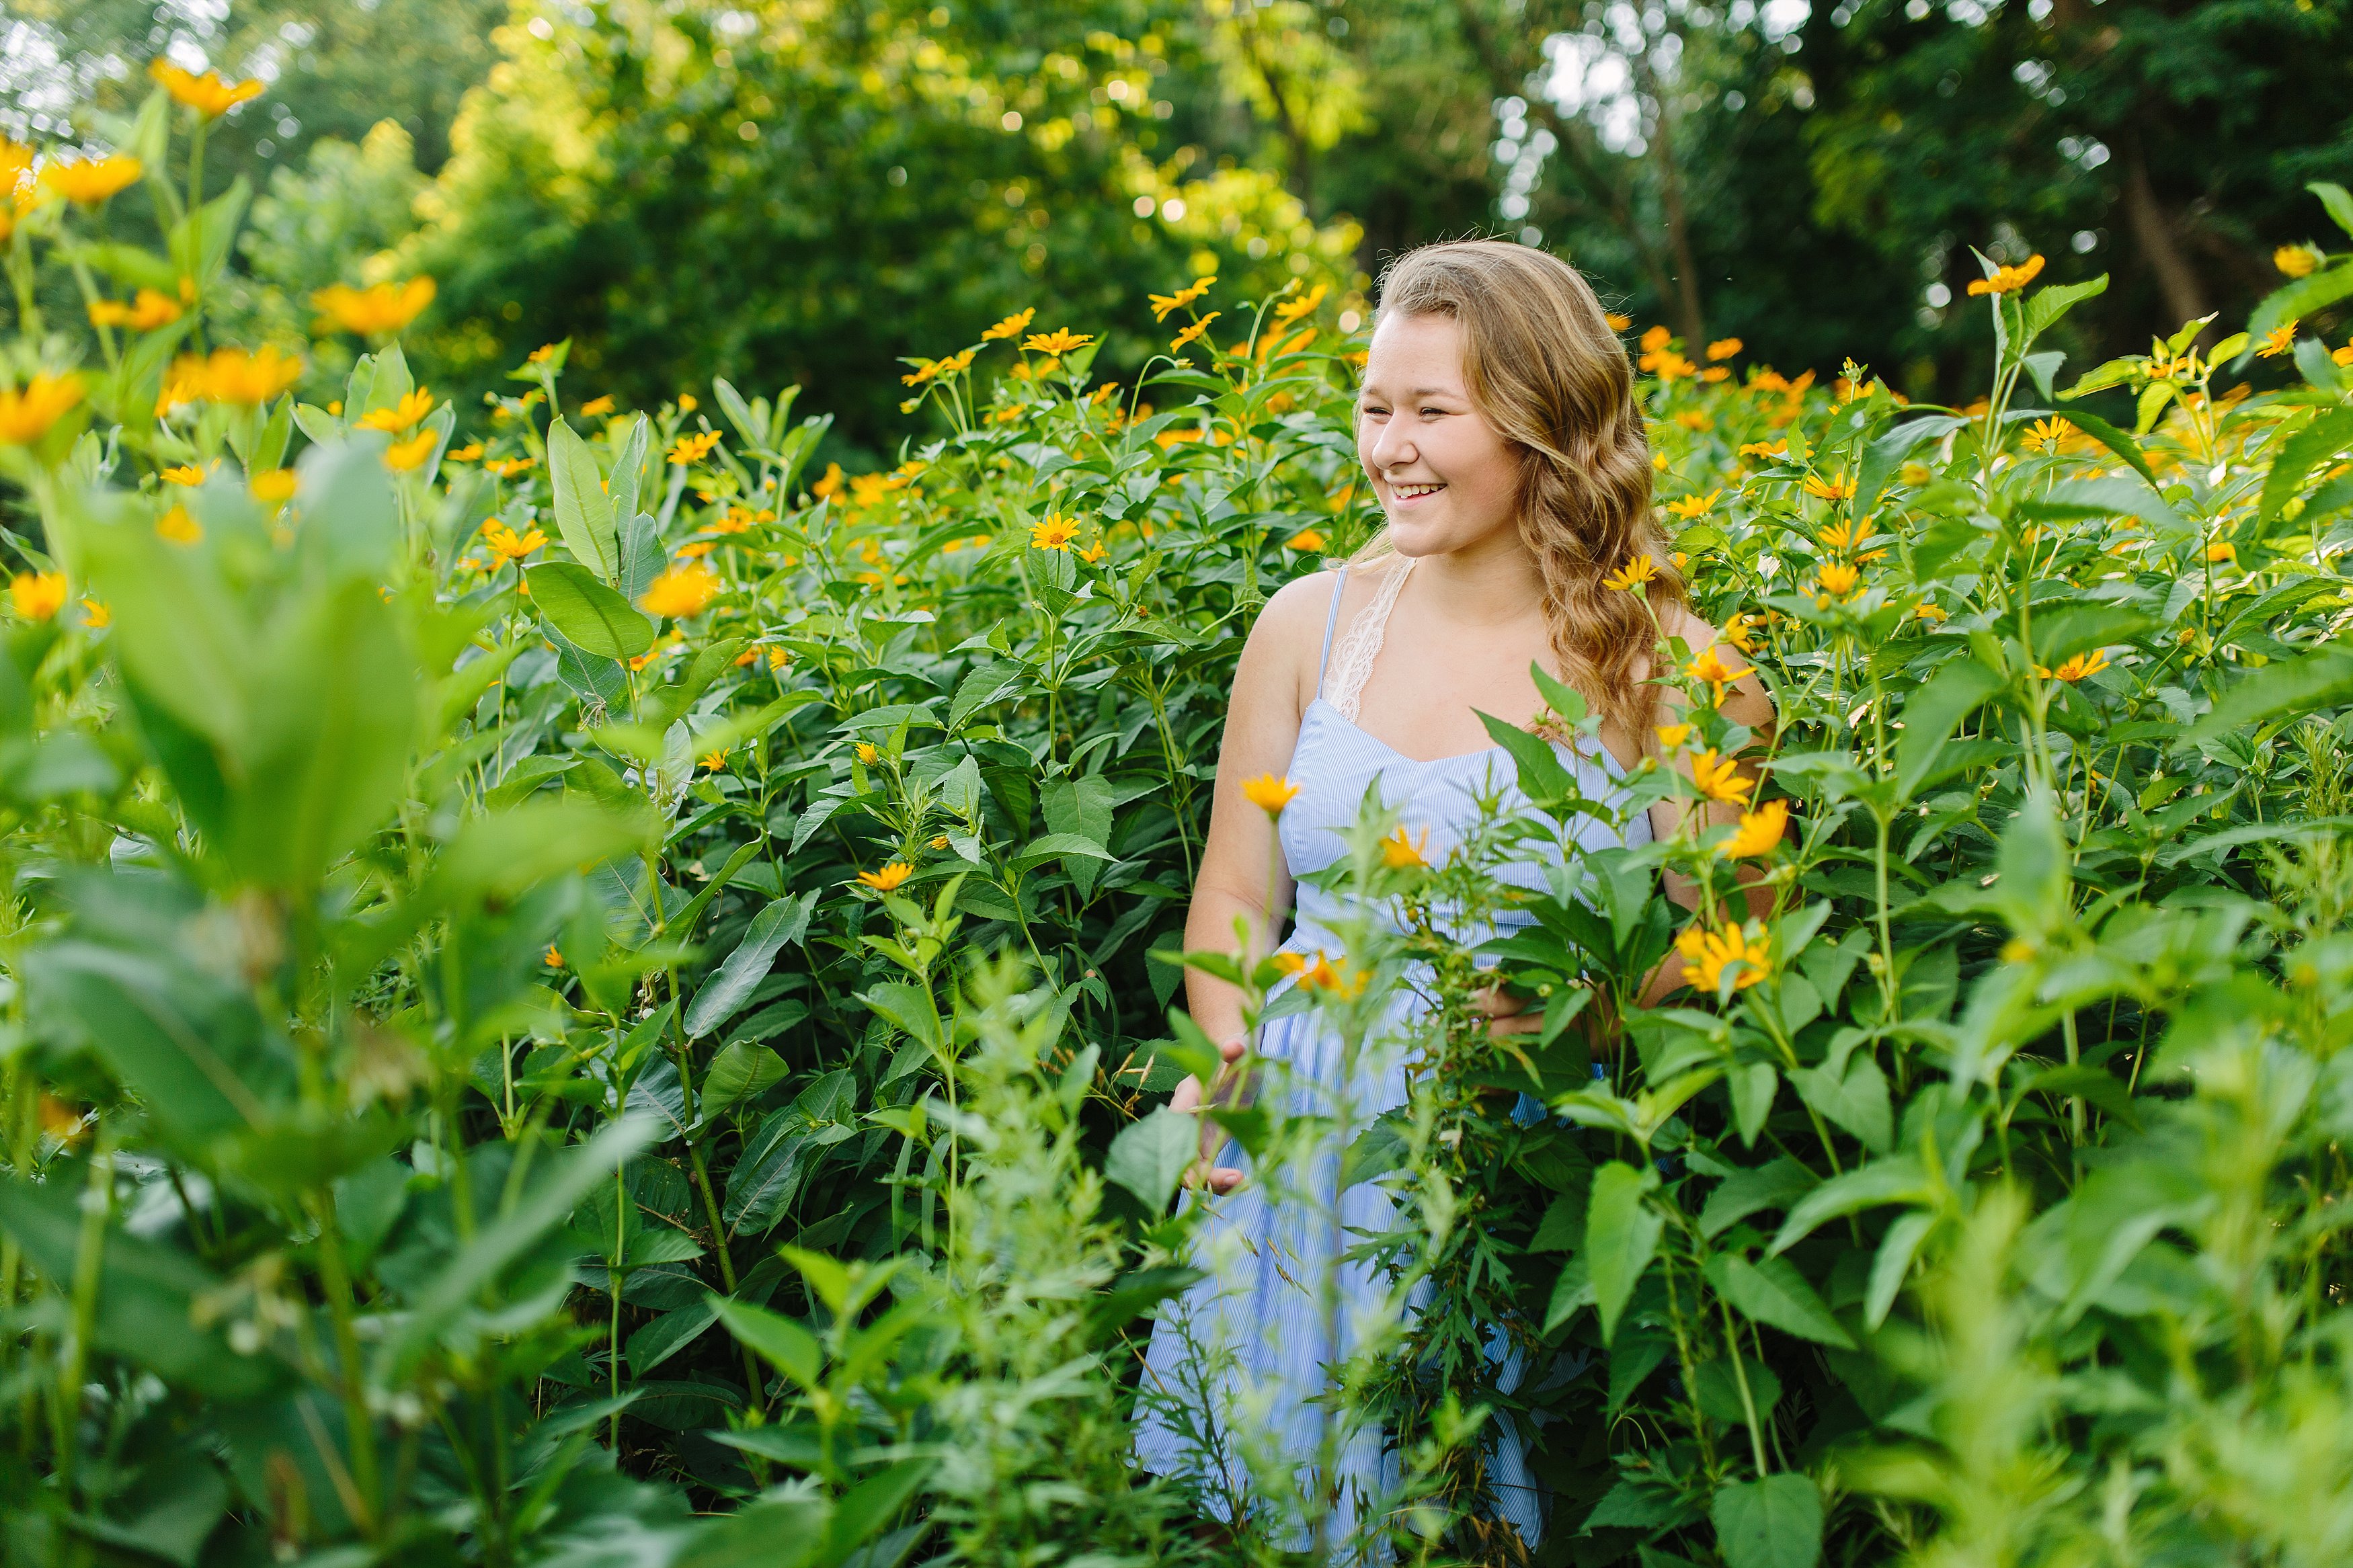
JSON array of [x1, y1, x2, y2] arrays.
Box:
[[1419, 406, 1445, 418]]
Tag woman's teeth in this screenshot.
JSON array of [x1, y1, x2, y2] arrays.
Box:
[[1392, 483, 1444, 499]]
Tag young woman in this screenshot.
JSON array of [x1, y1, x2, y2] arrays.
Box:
[[1131, 241, 1775, 1550]]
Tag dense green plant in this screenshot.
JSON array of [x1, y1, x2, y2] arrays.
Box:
[[10, 72, 2353, 1568]]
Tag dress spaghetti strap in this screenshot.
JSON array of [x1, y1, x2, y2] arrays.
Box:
[[1314, 564, 1349, 700]]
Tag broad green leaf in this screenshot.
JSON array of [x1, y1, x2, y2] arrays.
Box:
[[2251, 261, 2353, 342], [687, 895, 816, 1037], [548, 415, 618, 580], [1709, 1252, 1855, 1348], [1791, 1057, 1892, 1154], [710, 1296, 823, 1389], [1895, 659, 2004, 802], [1699, 1158, 1818, 1240], [2313, 180, 2353, 240], [607, 414, 651, 528], [701, 1040, 789, 1118], [1106, 1108, 1200, 1213], [1587, 1160, 1663, 1346], [2178, 645, 2353, 750], [526, 561, 656, 661], [1712, 1474, 1823, 1568], [2022, 273, 2106, 339], [2260, 409, 2353, 526], [1865, 1210, 1934, 1329], [1770, 1156, 1933, 1255]]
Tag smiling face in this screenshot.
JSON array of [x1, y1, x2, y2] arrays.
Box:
[[1355, 311, 1523, 559]]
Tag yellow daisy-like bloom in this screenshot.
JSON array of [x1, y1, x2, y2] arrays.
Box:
[[1685, 649, 1737, 704], [1721, 612, 1761, 655], [700, 750, 729, 772], [87, 288, 183, 331], [40, 155, 143, 206], [383, 431, 437, 472], [248, 468, 297, 503], [481, 522, 547, 563], [2035, 649, 2109, 684], [1813, 562, 1862, 600], [1273, 283, 1329, 326], [577, 395, 616, 417], [1170, 312, 1220, 352], [1914, 602, 1950, 624], [1719, 797, 1787, 859], [1966, 253, 2046, 296], [544, 944, 565, 968], [312, 276, 437, 333], [1739, 439, 1788, 460], [639, 565, 721, 619], [79, 598, 110, 630], [1241, 773, 1300, 815], [0, 372, 85, 446], [767, 647, 789, 671], [1665, 491, 1720, 520], [2258, 323, 2298, 358], [1148, 277, 1215, 321], [2022, 416, 2074, 454], [858, 862, 914, 893], [2275, 245, 2321, 279], [1285, 528, 1327, 552], [1655, 723, 1693, 751], [358, 387, 435, 433], [156, 505, 203, 545], [1675, 922, 1769, 992], [1029, 515, 1079, 550], [1023, 328, 1092, 356], [9, 571, 67, 621], [900, 358, 942, 388], [1382, 826, 1428, 869], [854, 742, 879, 765], [1706, 337, 1743, 361], [1297, 951, 1365, 998], [1817, 518, 1862, 552], [983, 306, 1037, 341], [445, 442, 484, 462], [1603, 312, 1632, 332], [1077, 540, 1109, 564], [930, 834, 950, 850], [1601, 554, 1657, 591], [1687, 747, 1753, 806], [160, 464, 206, 487], [668, 429, 723, 466], [149, 59, 264, 117], [1802, 468, 1856, 501], [178, 345, 304, 405], [2204, 540, 2237, 564], [486, 456, 537, 479]]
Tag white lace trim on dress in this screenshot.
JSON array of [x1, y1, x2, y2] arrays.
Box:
[[1322, 556, 1414, 721]]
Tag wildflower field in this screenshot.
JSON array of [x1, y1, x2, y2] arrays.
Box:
[[8, 73, 2353, 1568]]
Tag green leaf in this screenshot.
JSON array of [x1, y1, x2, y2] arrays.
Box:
[[2260, 409, 2353, 526], [1699, 1158, 1818, 1241], [1769, 1156, 1932, 1255], [2055, 407, 2155, 485], [527, 561, 656, 661], [701, 1040, 789, 1118], [1709, 1253, 1855, 1348], [1791, 1057, 1892, 1154], [1865, 1210, 1934, 1329], [549, 416, 618, 581], [2178, 645, 2353, 751], [710, 1296, 823, 1389], [1106, 1108, 1199, 1214], [2313, 181, 2353, 241], [2022, 274, 2106, 339], [2251, 261, 2353, 342], [1712, 1474, 1823, 1568], [1895, 659, 2004, 802], [686, 895, 815, 1037], [1586, 1160, 1663, 1346], [2021, 474, 2189, 545], [606, 414, 652, 530]]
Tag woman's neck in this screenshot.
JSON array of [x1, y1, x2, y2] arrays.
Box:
[[1403, 526, 1548, 628]]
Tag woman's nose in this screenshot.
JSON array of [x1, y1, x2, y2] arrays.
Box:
[[1365, 422, 1414, 472]]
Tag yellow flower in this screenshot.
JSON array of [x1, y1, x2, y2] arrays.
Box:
[[1285, 528, 1326, 552], [2258, 323, 2299, 358], [1802, 468, 1856, 501], [1029, 515, 1079, 550], [2275, 245, 2321, 279], [1817, 517, 1862, 552], [701, 750, 729, 772], [1719, 797, 1787, 859], [156, 505, 203, 545], [358, 387, 436, 433], [1675, 922, 1769, 991], [544, 944, 565, 968], [481, 522, 547, 563], [87, 288, 183, 331], [639, 565, 721, 618], [1665, 491, 1720, 520], [1148, 277, 1215, 321], [248, 468, 297, 503], [854, 742, 879, 765], [1655, 723, 1693, 751], [1739, 439, 1788, 460], [445, 442, 483, 462], [1170, 312, 1220, 352], [1706, 337, 1743, 361], [1966, 253, 2046, 296], [1296, 951, 1365, 997], [527, 343, 561, 364], [383, 431, 438, 472], [930, 834, 950, 850], [1813, 562, 1862, 600], [668, 429, 723, 466], [1687, 747, 1753, 805], [901, 358, 942, 388], [2022, 416, 2074, 454], [767, 647, 789, 671], [1722, 612, 1761, 654], [40, 155, 143, 206], [1023, 328, 1092, 355], [578, 394, 616, 417], [1382, 826, 1428, 869], [983, 306, 1037, 341], [9, 571, 67, 620], [677, 393, 698, 413], [1271, 283, 1329, 325], [309, 276, 435, 336], [176, 345, 304, 405], [858, 862, 914, 893], [1685, 649, 1737, 704], [2205, 540, 2237, 564], [486, 456, 537, 479], [2035, 649, 2109, 683], [1241, 773, 1300, 815], [1602, 554, 1657, 591], [79, 597, 110, 629], [1605, 313, 1632, 332], [161, 464, 206, 487], [149, 59, 263, 117], [1640, 325, 1671, 352], [1077, 540, 1109, 563], [0, 372, 84, 446], [1914, 602, 1950, 623]]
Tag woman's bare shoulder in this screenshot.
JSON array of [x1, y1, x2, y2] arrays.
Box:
[[1238, 566, 1350, 706]]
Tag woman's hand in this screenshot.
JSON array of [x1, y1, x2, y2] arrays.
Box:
[[1170, 1033, 1249, 1194], [1470, 983, 1544, 1037]]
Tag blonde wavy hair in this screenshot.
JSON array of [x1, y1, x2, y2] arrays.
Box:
[[1359, 240, 1683, 742]]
